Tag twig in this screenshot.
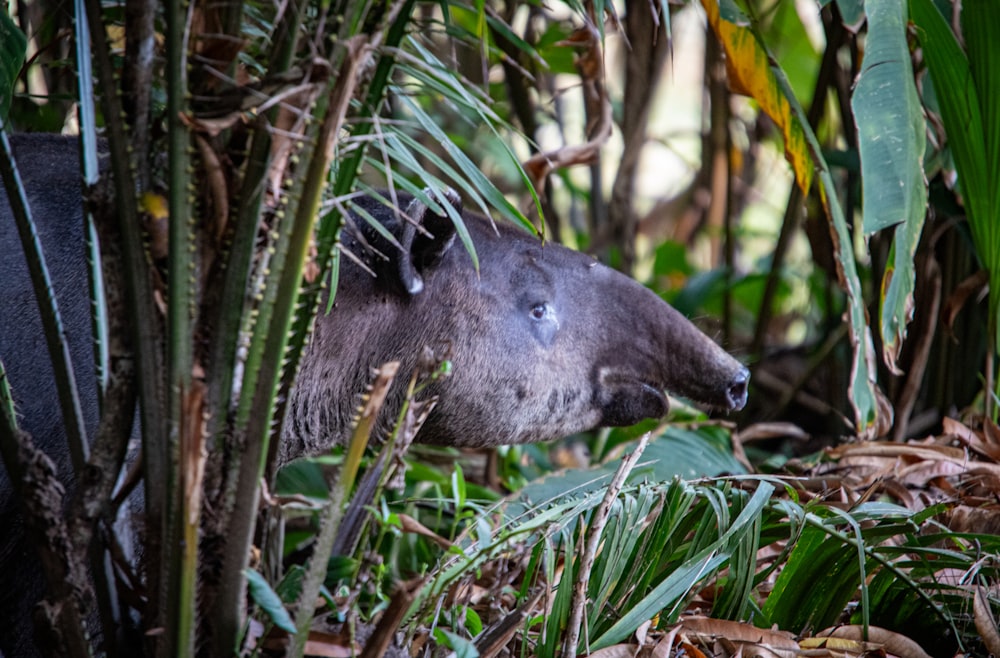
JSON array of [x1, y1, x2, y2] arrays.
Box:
[[892, 255, 941, 441], [561, 432, 650, 657], [522, 20, 612, 197]]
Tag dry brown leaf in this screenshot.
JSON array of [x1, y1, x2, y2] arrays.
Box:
[[975, 585, 1000, 656], [829, 441, 967, 462], [300, 640, 356, 658], [651, 626, 682, 658], [397, 513, 453, 550], [942, 505, 1000, 535], [587, 644, 639, 658], [678, 616, 798, 649], [942, 416, 980, 443], [944, 417, 1000, 462], [261, 629, 357, 657], [676, 640, 708, 658], [817, 624, 933, 658], [984, 419, 1000, 448], [880, 478, 916, 508], [734, 422, 810, 443], [800, 635, 879, 653], [896, 460, 970, 487], [941, 269, 988, 334], [960, 468, 1000, 497]]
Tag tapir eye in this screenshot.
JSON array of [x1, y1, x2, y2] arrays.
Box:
[[527, 302, 559, 346]]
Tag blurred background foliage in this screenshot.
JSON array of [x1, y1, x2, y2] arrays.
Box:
[[3, 0, 1000, 655]]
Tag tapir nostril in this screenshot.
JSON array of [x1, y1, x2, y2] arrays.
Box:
[[727, 368, 750, 411]]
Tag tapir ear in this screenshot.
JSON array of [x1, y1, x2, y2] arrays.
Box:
[[396, 188, 461, 295]]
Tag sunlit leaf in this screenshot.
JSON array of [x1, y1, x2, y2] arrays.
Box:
[[701, 0, 813, 195]]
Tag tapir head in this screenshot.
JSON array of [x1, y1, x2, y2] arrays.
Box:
[[291, 190, 748, 454]]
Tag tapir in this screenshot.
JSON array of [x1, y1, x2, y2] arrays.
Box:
[[285, 191, 750, 459], [0, 133, 748, 656]]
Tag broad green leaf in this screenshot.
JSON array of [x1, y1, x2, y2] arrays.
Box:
[[245, 569, 297, 633], [910, 0, 996, 345], [701, 0, 813, 195], [433, 629, 480, 658], [856, 0, 927, 235], [836, 0, 866, 27], [703, 0, 879, 435], [961, 0, 1000, 354], [854, 0, 927, 371], [962, 0, 1000, 234], [0, 14, 25, 122]]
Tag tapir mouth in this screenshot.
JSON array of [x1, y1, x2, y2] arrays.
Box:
[[597, 372, 670, 427]]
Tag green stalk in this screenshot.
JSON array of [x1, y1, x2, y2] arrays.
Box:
[[286, 364, 399, 658], [211, 125, 325, 654], [163, 0, 196, 650], [203, 0, 307, 442], [211, 57, 343, 658], [279, 0, 418, 423], [80, 0, 168, 645]]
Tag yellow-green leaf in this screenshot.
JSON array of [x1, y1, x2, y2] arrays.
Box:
[[701, 0, 813, 195]]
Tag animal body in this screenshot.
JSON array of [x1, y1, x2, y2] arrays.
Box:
[[0, 133, 747, 655]]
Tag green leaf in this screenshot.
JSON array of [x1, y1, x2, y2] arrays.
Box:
[[434, 627, 480, 657], [0, 14, 25, 122], [853, 0, 927, 371], [762, 522, 864, 631], [910, 0, 994, 337], [962, 0, 1000, 227], [856, 0, 927, 235], [961, 0, 1000, 354], [245, 569, 297, 634], [836, 0, 866, 26], [590, 482, 773, 649], [397, 94, 531, 234]]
